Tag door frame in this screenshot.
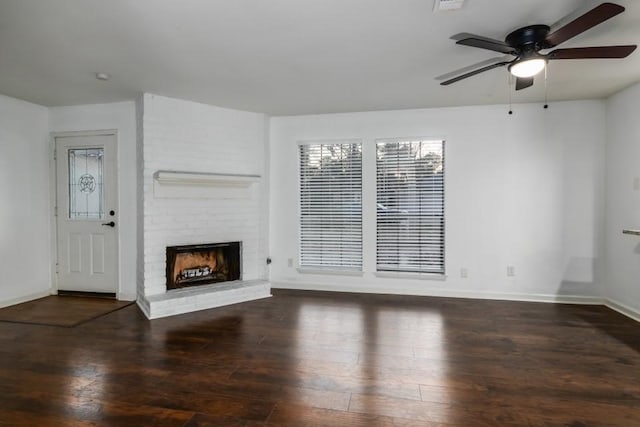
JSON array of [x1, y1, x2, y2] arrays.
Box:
[[49, 130, 120, 297]]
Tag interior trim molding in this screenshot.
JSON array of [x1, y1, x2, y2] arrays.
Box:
[[154, 170, 260, 187], [271, 280, 604, 305], [0, 290, 52, 309], [605, 298, 640, 322], [117, 292, 137, 302]]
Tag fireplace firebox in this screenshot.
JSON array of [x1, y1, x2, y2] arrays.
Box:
[[166, 242, 241, 290]]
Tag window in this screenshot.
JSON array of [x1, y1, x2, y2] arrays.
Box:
[[68, 148, 105, 219], [376, 139, 445, 274], [299, 141, 362, 270]]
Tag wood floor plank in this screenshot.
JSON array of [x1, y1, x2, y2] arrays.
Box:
[[229, 364, 423, 400], [183, 412, 265, 427], [266, 402, 446, 427], [168, 372, 353, 411], [0, 391, 194, 427]]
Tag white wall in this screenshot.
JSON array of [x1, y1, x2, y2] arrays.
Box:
[[49, 101, 137, 300], [0, 94, 50, 306], [269, 101, 606, 302], [604, 82, 640, 317], [139, 94, 269, 297]]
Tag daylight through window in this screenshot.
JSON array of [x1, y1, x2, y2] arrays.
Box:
[[376, 139, 445, 274], [298, 141, 363, 270]]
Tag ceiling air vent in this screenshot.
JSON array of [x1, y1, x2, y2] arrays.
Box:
[[434, 0, 465, 12]]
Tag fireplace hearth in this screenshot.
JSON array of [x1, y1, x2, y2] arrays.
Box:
[[166, 242, 241, 290]]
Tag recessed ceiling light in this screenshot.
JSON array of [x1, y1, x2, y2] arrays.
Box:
[[95, 72, 110, 81]]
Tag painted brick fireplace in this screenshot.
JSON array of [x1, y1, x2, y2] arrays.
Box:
[[136, 94, 271, 319]]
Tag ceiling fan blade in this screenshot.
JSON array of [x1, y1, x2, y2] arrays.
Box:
[[515, 77, 534, 91], [440, 61, 512, 86], [544, 2, 625, 48], [453, 33, 516, 54], [435, 56, 511, 81], [548, 45, 637, 59]]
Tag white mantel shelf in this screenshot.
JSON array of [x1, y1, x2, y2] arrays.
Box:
[[154, 170, 261, 187], [153, 170, 261, 199]]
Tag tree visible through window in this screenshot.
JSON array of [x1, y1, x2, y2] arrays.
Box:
[[376, 139, 445, 274], [298, 141, 362, 270]]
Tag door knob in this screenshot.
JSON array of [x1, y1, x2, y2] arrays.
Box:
[[101, 221, 116, 227]]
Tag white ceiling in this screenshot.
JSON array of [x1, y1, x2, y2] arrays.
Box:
[[0, 0, 638, 115]]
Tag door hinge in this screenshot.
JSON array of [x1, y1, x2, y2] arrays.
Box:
[[53, 148, 56, 160], [54, 206, 58, 216]]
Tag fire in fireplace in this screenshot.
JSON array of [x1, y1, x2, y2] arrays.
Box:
[[166, 242, 241, 290]]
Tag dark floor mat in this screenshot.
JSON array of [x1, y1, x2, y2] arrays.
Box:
[[0, 296, 134, 327]]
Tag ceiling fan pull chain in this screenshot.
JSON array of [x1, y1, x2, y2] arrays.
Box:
[[508, 73, 513, 115], [544, 65, 549, 109]]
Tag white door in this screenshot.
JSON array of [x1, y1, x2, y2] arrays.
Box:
[[55, 133, 118, 294]]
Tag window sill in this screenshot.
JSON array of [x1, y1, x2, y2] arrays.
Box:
[[296, 268, 364, 277], [374, 271, 447, 281]]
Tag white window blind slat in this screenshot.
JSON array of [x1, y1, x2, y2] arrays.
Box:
[[376, 139, 445, 274], [299, 142, 363, 270]]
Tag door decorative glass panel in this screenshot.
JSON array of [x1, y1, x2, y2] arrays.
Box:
[[68, 148, 104, 219]]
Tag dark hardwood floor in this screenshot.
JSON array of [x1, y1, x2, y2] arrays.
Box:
[[0, 289, 639, 426]]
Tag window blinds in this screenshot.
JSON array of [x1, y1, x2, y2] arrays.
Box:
[[376, 139, 445, 274], [299, 142, 363, 270]]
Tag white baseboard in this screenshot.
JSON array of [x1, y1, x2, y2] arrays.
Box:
[[117, 292, 137, 302], [605, 298, 640, 322], [0, 290, 52, 309], [271, 281, 604, 305]]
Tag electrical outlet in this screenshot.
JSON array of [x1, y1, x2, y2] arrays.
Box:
[[507, 265, 515, 277], [287, 258, 293, 268], [460, 268, 468, 278]]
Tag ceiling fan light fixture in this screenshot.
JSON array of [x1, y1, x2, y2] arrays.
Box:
[[508, 58, 546, 78]]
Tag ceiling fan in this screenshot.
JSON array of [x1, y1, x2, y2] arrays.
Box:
[[439, 2, 637, 90]]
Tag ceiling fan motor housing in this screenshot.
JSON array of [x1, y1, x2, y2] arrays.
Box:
[[505, 25, 551, 51]]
